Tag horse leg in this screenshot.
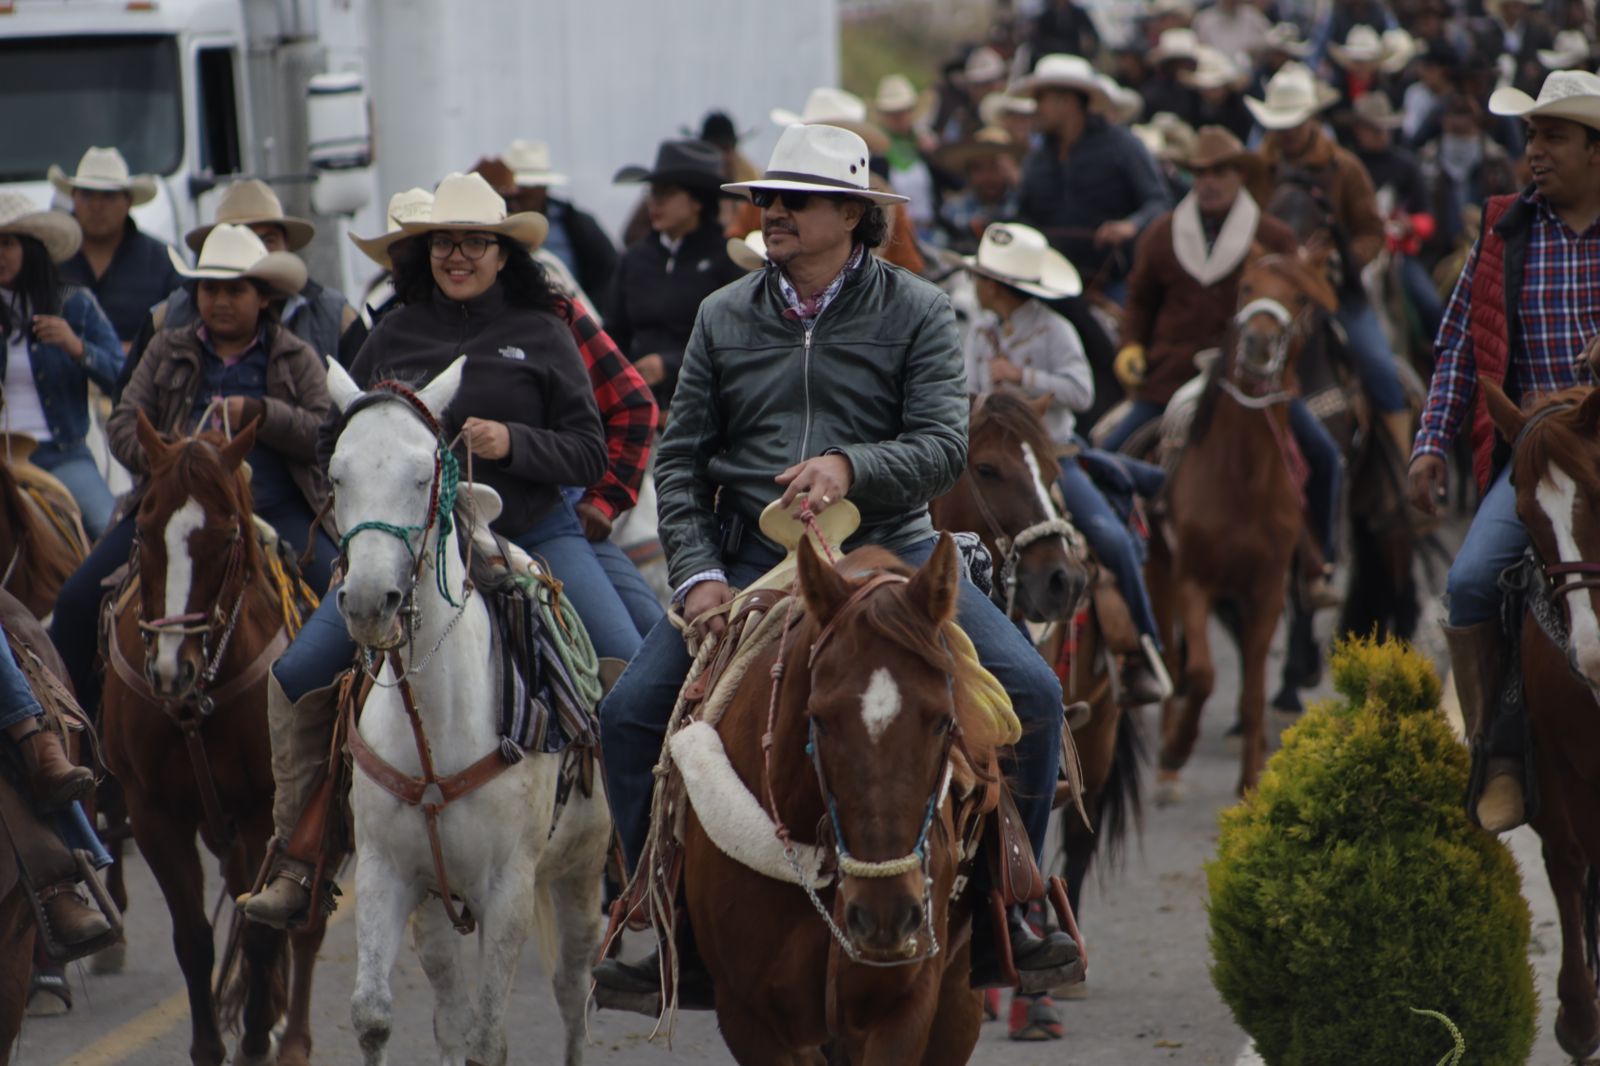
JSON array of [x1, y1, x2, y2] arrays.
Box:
[[410, 899, 472, 1066], [717, 1006, 822, 1066], [128, 800, 226, 1066], [90, 780, 129, 975], [1236, 581, 1283, 795], [1157, 579, 1212, 803], [351, 854, 421, 1066], [1545, 840, 1600, 1059], [0, 885, 34, 1063], [919, 940, 982, 1066], [278, 922, 328, 1066], [539, 799, 609, 1066], [465, 862, 538, 1066], [228, 828, 285, 1065]]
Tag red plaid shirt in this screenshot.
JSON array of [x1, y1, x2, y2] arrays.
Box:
[[555, 297, 658, 520]]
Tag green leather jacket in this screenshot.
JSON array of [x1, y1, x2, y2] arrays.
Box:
[[657, 253, 967, 588]]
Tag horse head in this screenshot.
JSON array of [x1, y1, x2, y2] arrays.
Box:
[[955, 392, 1091, 621], [1229, 254, 1336, 390], [132, 408, 259, 701], [793, 534, 999, 961], [1485, 381, 1600, 686], [326, 355, 466, 649]]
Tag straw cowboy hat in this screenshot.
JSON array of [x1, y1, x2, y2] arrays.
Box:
[[351, 187, 434, 268], [963, 222, 1082, 299], [723, 124, 908, 205], [726, 230, 768, 272], [1538, 30, 1593, 71], [1151, 28, 1201, 64], [978, 91, 1037, 127], [1245, 62, 1340, 130], [1351, 93, 1405, 130], [1329, 26, 1417, 74], [1489, 69, 1600, 130], [769, 88, 890, 156], [503, 140, 568, 188], [1262, 23, 1313, 58], [169, 224, 307, 296], [1149, 111, 1198, 161], [965, 46, 1008, 85], [614, 140, 726, 192], [875, 73, 919, 114], [0, 193, 83, 263], [1181, 47, 1246, 92], [1098, 76, 1145, 124], [47, 147, 158, 206], [185, 179, 315, 254], [933, 126, 1027, 172], [347, 172, 547, 264], [1017, 54, 1107, 103], [1184, 126, 1265, 184]]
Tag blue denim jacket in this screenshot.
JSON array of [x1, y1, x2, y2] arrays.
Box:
[[0, 288, 124, 448]]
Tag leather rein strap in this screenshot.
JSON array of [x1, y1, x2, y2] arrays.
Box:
[[1509, 402, 1600, 598], [344, 649, 515, 935]]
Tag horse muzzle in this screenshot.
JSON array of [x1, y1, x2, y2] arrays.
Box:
[[337, 581, 407, 649], [841, 877, 928, 959], [144, 646, 202, 701]]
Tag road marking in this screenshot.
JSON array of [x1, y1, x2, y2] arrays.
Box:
[[59, 888, 353, 1065]]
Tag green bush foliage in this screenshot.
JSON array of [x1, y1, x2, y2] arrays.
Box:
[[1207, 636, 1537, 1065]]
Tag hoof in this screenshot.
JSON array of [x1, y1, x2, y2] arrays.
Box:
[[1555, 1007, 1600, 1061], [1154, 773, 1184, 808], [90, 936, 127, 975], [231, 1030, 279, 1066]]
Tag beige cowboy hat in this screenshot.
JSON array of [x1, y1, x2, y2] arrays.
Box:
[[1148, 111, 1198, 162], [47, 147, 158, 206], [933, 126, 1027, 172], [978, 91, 1037, 128], [1489, 69, 1600, 131], [1184, 126, 1265, 183], [1262, 22, 1313, 58], [874, 73, 920, 115], [726, 230, 768, 272], [1351, 92, 1405, 130], [1098, 76, 1145, 124], [351, 187, 435, 268], [1245, 62, 1340, 130], [1151, 27, 1201, 64], [1329, 25, 1417, 74], [0, 192, 83, 263], [964, 46, 1009, 86], [1181, 47, 1246, 92], [1538, 30, 1593, 71], [350, 172, 547, 263], [504, 139, 569, 188], [963, 221, 1082, 299], [185, 179, 316, 254], [1017, 54, 1108, 103], [169, 224, 307, 296], [770, 88, 890, 156], [723, 124, 908, 205]]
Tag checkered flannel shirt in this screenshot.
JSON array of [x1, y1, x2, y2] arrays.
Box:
[[555, 296, 658, 520]]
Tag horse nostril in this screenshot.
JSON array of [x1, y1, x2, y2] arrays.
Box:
[[1048, 567, 1072, 598], [382, 590, 403, 617], [845, 902, 876, 943], [898, 901, 924, 939], [336, 587, 349, 612]]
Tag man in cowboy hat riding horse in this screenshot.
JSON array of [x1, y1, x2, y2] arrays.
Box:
[[594, 123, 1077, 1005], [1412, 70, 1600, 833]]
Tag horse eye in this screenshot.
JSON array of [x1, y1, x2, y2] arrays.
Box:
[[934, 717, 954, 736], [975, 463, 1000, 480]]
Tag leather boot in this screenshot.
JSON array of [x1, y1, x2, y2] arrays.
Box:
[[242, 856, 314, 929], [8, 722, 94, 811], [971, 903, 1082, 989], [38, 880, 112, 947], [1118, 635, 1173, 707], [1444, 620, 1524, 832], [591, 942, 715, 1012], [265, 675, 342, 847]]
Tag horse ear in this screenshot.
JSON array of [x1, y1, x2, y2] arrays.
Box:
[[797, 534, 852, 624], [1026, 393, 1052, 419], [325, 356, 362, 413], [416, 355, 468, 422], [135, 408, 173, 464], [1481, 379, 1525, 443], [218, 417, 259, 471], [1579, 386, 1600, 434], [905, 533, 961, 627]]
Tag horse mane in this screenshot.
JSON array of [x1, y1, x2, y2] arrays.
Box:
[[1512, 388, 1600, 490], [971, 392, 1062, 484], [144, 434, 262, 569]]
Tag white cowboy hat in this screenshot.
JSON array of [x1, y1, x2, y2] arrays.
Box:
[[1538, 30, 1593, 71], [1330, 25, 1417, 74], [47, 147, 158, 206], [1262, 23, 1313, 58], [962, 222, 1081, 300], [978, 91, 1037, 128], [169, 224, 307, 296], [965, 46, 1008, 85], [1147, 0, 1195, 20], [0, 192, 82, 263], [351, 187, 435, 268], [771, 87, 868, 127], [185, 179, 316, 254], [723, 124, 908, 205], [1151, 27, 1201, 64], [1097, 76, 1145, 125], [1017, 54, 1107, 102], [726, 230, 768, 272], [1489, 69, 1600, 130], [1180, 46, 1244, 91], [1245, 62, 1340, 130], [504, 139, 569, 188], [875, 73, 919, 114], [349, 172, 548, 264]]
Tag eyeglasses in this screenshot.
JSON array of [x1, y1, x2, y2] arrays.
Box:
[[750, 188, 818, 212], [427, 234, 499, 260]]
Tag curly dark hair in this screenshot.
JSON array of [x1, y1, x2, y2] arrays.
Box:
[[389, 234, 558, 312], [854, 203, 890, 250], [0, 234, 64, 337]]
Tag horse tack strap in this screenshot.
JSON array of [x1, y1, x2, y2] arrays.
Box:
[[807, 573, 909, 667], [173, 707, 235, 848], [1543, 562, 1600, 596]]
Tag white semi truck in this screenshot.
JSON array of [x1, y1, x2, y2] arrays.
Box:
[[1, 0, 841, 296]]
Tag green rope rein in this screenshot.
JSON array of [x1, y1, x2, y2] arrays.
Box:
[[339, 444, 463, 607]]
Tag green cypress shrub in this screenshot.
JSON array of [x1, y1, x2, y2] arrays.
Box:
[[1206, 636, 1537, 1065]]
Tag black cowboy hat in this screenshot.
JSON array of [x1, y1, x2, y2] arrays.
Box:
[[684, 111, 753, 150], [613, 139, 726, 192]]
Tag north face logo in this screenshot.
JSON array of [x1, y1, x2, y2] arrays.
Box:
[[499, 346, 527, 361]]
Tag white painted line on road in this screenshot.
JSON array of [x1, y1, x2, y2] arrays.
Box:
[[1235, 1042, 1265, 1065]]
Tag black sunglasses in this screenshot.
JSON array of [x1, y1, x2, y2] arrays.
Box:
[[750, 188, 819, 211]]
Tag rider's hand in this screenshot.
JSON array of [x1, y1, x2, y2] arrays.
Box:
[[634, 354, 666, 386], [776, 454, 853, 516], [684, 580, 734, 638], [1093, 219, 1137, 248], [989, 355, 1023, 385], [31, 315, 83, 359], [575, 501, 613, 542], [1407, 454, 1447, 517], [1114, 344, 1146, 389], [462, 417, 511, 461]]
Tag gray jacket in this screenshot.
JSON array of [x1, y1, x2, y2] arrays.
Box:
[[657, 254, 967, 588]]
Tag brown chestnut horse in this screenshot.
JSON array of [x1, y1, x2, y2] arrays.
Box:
[[1482, 382, 1600, 1060], [0, 436, 89, 620], [1155, 254, 1337, 797], [99, 413, 325, 1066], [683, 536, 1008, 1065]]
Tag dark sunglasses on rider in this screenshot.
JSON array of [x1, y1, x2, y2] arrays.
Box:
[[427, 234, 500, 261], [750, 188, 819, 212]]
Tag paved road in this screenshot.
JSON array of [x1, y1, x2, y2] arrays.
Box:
[[13, 591, 1575, 1065]]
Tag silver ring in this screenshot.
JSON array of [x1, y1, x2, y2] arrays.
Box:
[[819, 494, 832, 505]]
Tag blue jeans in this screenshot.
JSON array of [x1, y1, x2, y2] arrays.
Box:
[[0, 629, 44, 731], [1399, 254, 1443, 342], [1057, 460, 1160, 644], [1101, 399, 1166, 454], [274, 500, 643, 701], [1336, 300, 1407, 414], [600, 534, 1065, 876], [591, 537, 666, 638], [1446, 465, 1527, 627], [1286, 399, 1342, 565], [30, 440, 114, 542]]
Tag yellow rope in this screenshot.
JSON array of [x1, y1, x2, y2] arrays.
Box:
[[261, 541, 319, 638]]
